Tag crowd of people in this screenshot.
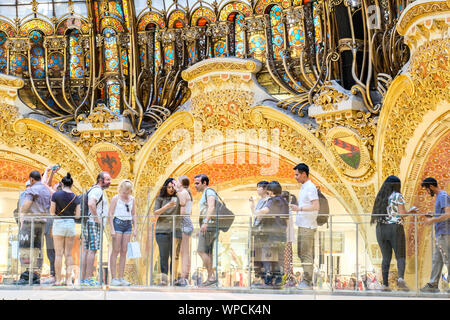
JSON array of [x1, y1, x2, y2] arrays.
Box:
[[14, 162, 449, 292]]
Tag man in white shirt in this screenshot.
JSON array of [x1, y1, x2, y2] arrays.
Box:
[[81, 171, 111, 286], [290, 163, 319, 289]]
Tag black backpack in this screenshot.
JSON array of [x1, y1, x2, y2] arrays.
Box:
[[316, 188, 329, 226], [76, 186, 103, 224], [204, 188, 235, 233]]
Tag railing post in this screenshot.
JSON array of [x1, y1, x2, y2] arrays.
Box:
[[247, 215, 252, 289], [329, 215, 333, 292], [171, 214, 176, 286], [28, 217, 34, 286], [150, 222, 154, 286], [99, 219, 104, 286], [16, 218, 21, 284], [145, 216, 150, 286], [355, 222, 359, 291], [414, 215, 418, 292]]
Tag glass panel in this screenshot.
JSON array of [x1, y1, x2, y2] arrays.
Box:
[[151, 0, 165, 11], [37, 3, 53, 17], [134, 0, 149, 16], [17, 5, 33, 18], [0, 6, 17, 20], [72, 2, 88, 17], [54, 2, 69, 17]]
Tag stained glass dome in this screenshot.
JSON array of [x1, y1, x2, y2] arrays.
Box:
[[0, 0, 88, 20]]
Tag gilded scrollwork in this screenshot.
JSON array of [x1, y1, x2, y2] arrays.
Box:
[[381, 38, 450, 180], [312, 86, 349, 112]]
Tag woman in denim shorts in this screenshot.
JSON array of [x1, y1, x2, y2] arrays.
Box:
[[50, 173, 81, 286], [108, 180, 136, 286]]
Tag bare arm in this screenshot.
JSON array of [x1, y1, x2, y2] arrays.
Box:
[[108, 196, 118, 233], [132, 199, 137, 236], [154, 199, 176, 216], [255, 207, 270, 215], [205, 195, 216, 222], [178, 191, 187, 216], [291, 199, 320, 212], [74, 204, 81, 219], [88, 197, 101, 224], [431, 206, 450, 223], [20, 199, 32, 225], [50, 201, 56, 216]]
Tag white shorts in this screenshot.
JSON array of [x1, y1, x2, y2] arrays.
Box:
[[52, 219, 76, 237]]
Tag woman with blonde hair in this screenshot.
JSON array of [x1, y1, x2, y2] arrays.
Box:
[[108, 179, 137, 286]]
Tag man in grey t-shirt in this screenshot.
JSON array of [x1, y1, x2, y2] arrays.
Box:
[[194, 174, 218, 287], [420, 177, 450, 293], [18, 171, 51, 284]]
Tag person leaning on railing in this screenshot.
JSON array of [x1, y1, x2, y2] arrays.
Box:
[[370, 176, 418, 292], [17, 170, 51, 285], [420, 177, 450, 293]]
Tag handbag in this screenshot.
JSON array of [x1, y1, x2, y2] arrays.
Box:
[[127, 240, 141, 259], [56, 194, 76, 216]]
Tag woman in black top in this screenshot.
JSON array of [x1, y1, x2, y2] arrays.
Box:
[[255, 181, 289, 287], [50, 173, 81, 286], [153, 178, 180, 286]]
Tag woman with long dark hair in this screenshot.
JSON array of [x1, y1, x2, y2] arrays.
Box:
[[153, 177, 180, 286], [50, 173, 81, 286], [371, 176, 417, 291]]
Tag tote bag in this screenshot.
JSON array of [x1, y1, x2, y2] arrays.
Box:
[[127, 241, 141, 259]]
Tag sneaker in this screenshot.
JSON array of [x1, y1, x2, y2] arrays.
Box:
[[380, 285, 391, 292], [397, 278, 410, 292], [15, 278, 29, 285], [40, 277, 55, 285], [297, 280, 312, 290], [120, 278, 130, 286], [87, 279, 99, 287], [110, 278, 122, 286], [174, 278, 188, 287], [200, 279, 218, 287], [80, 280, 89, 287], [420, 283, 439, 293]]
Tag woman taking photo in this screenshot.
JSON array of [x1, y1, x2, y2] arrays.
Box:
[[50, 173, 81, 286], [370, 175, 417, 291], [153, 178, 180, 286], [108, 179, 137, 286], [174, 176, 193, 287]]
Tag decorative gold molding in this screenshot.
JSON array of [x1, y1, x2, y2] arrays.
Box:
[[181, 58, 261, 82], [379, 38, 449, 182], [397, 0, 450, 36]]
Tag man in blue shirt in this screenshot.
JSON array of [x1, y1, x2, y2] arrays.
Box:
[[420, 177, 449, 293]]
